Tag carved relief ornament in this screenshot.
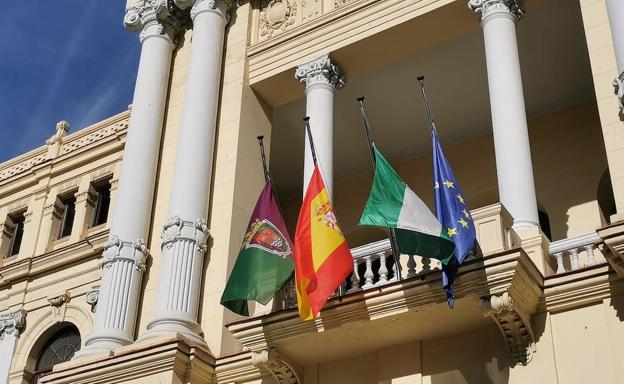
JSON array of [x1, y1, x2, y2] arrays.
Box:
[[614, 72, 624, 113], [0, 310, 26, 337], [124, 0, 184, 44], [468, 0, 524, 23], [295, 54, 345, 91], [101, 235, 150, 272], [259, 0, 298, 38], [251, 348, 301, 384], [161, 215, 211, 255]]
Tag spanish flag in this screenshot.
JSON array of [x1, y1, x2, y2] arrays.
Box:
[[294, 166, 353, 320]]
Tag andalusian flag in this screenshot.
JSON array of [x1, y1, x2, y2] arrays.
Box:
[[359, 148, 455, 264], [220, 182, 295, 316], [294, 166, 353, 320]]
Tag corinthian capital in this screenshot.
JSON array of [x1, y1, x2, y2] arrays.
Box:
[[0, 310, 26, 337], [468, 0, 524, 24], [614, 72, 624, 113], [124, 0, 184, 45], [295, 54, 345, 93]]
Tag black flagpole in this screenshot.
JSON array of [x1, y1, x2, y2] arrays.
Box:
[[357, 97, 403, 282], [257, 135, 271, 183], [417, 76, 438, 136]]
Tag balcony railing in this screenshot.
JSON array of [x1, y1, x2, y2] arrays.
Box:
[[548, 232, 604, 275], [273, 203, 514, 311]]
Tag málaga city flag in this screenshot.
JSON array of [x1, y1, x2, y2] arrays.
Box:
[[220, 182, 295, 316], [294, 166, 353, 320], [359, 147, 455, 264]]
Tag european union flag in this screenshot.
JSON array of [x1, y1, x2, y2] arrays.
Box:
[[432, 128, 476, 308]]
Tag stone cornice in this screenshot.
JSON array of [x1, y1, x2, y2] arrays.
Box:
[[124, 0, 184, 45], [468, 0, 524, 25], [295, 54, 345, 93]]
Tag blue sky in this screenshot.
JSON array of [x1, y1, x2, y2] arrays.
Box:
[[0, 2, 140, 163]]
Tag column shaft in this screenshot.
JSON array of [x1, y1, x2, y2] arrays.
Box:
[[76, 1, 180, 357], [141, 0, 229, 346], [470, 0, 539, 229], [295, 54, 344, 198]]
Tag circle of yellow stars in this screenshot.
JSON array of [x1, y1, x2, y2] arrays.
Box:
[[435, 179, 472, 238]]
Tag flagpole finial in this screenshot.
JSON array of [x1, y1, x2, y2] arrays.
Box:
[[303, 116, 318, 165], [303, 116, 310, 122], [417, 75, 425, 82], [357, 96, 365, 102], [257, 135, 271, 182], [257, 135, 264, 141]]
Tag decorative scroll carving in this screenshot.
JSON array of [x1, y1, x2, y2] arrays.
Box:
[[614, 72, 624, 113], [48, 292, 70, 323], [468, 0, 524, 23], [0, 310, 26, 337], [251, 348, 301, 384], [295, 54, 345, 91], [161, 216, 211, 255], [101, 235, 150, 272], [481, 292, 535, 366], [124, 0, 184, 44], [334, 0, 355, 9], [259, 0, 298, 38], [86, 286, 100, 313]]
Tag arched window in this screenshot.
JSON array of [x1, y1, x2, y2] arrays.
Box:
[[33, 326, 80, 383]]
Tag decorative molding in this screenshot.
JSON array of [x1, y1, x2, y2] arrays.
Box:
[[123, 0, 184, 44], [468, 0, 524, 24], [334, 0, 356, 8], [614, 71, 624, 113], [481, 292, 535, 366], [48, 292, 70, 323], [60, 120, 127, 155], [161, 216, 210, 255], [251, 348, 301, 384], [101, 235, 150, 272], [0, 310, 26, 337], [295, 54, 345, 92], [85, 285, 100, 313], [259, 0, 298, 38]]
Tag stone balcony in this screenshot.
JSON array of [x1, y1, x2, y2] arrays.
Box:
[[227, 203, 545, 371]]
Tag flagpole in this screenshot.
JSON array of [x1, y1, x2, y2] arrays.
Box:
[[257, 135, 271, 183], [356, 97, 403, 282], [417, 76, 437, 136]]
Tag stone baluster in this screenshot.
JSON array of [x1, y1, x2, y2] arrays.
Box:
[[377, 252, 388, 285], [553, 252, 565, 274], [569, 248, 580, 270], [362, 255, 374, 288], [421, 257, 432, 273], [139, 0, 231, 346], [468, 0, 539, 230], [585, 244, 596, 266], [296, 54, 345, 197], [75, 0, 182, 357], [350, 258, 361, 292], [406, 254, 417, 278]]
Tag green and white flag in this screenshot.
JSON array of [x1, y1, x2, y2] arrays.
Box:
[[359, 148, 455, 264]]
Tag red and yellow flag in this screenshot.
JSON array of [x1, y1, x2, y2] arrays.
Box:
[[294, 166, 353, 320]]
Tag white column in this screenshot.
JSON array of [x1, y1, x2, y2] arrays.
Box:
[[295, 55, 345, 197], [469, 0, 539, 229], [606, 0, 624, 111], [75, 1, 181, 357], [139, 0, 230, 346], [0, 310, 25, 384]]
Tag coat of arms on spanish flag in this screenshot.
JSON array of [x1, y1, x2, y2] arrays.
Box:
[[294, 166, 353, 320]]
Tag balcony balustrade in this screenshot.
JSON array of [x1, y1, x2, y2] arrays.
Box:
[[548, 232, 604, 275]]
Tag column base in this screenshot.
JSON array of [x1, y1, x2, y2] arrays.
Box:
[[73, 332, 132, 360], [138, 317, 208, 349], [511, 218, 539, 230]]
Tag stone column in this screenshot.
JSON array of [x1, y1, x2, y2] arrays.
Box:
[[295, 54, 345, 197], [0, 310, 25, 384], [469, 0, 539, 229], [75, 1, 181, 357], [139, 0, 230, 346], [606, 0, 624, 111]]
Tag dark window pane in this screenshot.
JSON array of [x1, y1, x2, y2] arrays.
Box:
[[9, 218, 24, 256], [58, 196, 76, 239], [92, 183, 111, 227]]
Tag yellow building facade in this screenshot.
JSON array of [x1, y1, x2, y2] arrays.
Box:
[[2, 0, 624, 382]]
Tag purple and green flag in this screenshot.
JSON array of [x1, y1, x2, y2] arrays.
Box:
[[220, 182, 295, 316]]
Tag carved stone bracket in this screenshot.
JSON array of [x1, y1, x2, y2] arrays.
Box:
[[124, 0, 185, 44], [161, 216, 211, 255], [468, 0, 524, 24], [0, 310, 26, 337], [101, 235, 150, 272], [86, 285, 100, 313], [259, 0, 298, 38], [598, 222, 624, 278], [481, 292, 535, 366], [48, 292, 70, 323], [614, 71, 624, 114], [295, 54, 345, 92], [251, 348, 301, 384]]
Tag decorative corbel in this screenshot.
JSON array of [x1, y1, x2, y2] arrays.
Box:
[[481, 292, 535, 366], [85, 285, 100, 313], [48, 291, 70, 323], [251, 348, 301, 384]]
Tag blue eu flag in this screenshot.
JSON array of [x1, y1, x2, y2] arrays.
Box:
[[432, 128, 476, 308]]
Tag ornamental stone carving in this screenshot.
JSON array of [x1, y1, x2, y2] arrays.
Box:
[[295, 54, 345, 91], [614, 72, 624, 113], [334, 0, 356, 8], [0, 310, 26, 337], [101, 235, 150, 272], [48, 292, 70, 323], [161, 216, 210, 254], [124, 0, 184, 44], [259, 0, 298, 38], [481, 292, 535, 366], [468, 0, 524, 23], [251, 348, 301, 384], [86, 286, 100, 313]]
